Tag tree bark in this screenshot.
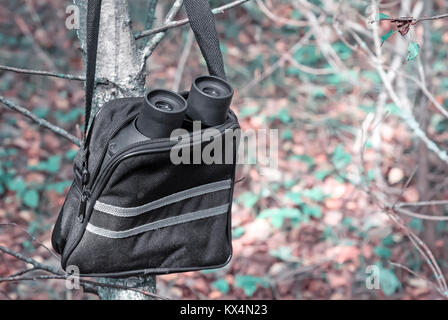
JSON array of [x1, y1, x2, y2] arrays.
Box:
[[73, 0, 155, 300], [417, 0, 437, 252]]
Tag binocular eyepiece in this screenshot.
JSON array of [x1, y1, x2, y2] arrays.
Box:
[[136, 75, 234, 139], [136, 89, 187, 139], [186, 75, 234, 127]]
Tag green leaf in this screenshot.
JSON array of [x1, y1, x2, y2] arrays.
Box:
[[6, 177, 26, 193], [385, 103, 401, 115], [285, 192, 303, 205], [45, 180, 72, 194], [303, 204, 322, 218], [377, 13, 390, 21], [380, 268, 400, 296], [374, 245, 391, 259], [29, 155, 61, 173], [54, 108, 83, 124], [407, 41, 420, 61], [239, 106, 260, 119], [22, 189, 39, 208], [232, 226, 245, 239], [234, 275, 269, 297], [259, 208, 304, 228], [358, 104, 376, 113], [303, 187, 325, 202], [65, 149, 78, 160], [237, 192, 259, 209], [361, 70, 381, 83], [277, 108, 292, 123], [33, 107, 49, 118], [332, 41, 352, 60], [381, 235, 395, 246], [281, 129, 293, 141], [331, 144, 351, 170], [269, 247, 296, 262], [314, 169, 332, 181], [381, 30, 394, 45], [408, 218, 423, 232], [290, 154, 315, 169], [212, 279, 229, 294]]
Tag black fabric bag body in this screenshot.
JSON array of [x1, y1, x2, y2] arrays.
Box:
[[51, 0, 240, 277]]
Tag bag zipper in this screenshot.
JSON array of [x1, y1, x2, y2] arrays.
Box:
[[79, 120, 239, 223], [77, 113, 138, 222]]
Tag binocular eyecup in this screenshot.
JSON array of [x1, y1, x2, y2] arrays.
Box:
[[186, 75, 234, 127], [136, 89, 187, 139]]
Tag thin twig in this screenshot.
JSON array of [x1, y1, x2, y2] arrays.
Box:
[[135, 0, 250, 40], [0, 245, 168, 299], [393, 207, 448, 221], [7, 267, 38, 278], [241, 29, 314, 93], [380, 13, 448, 23], [388, 262, 445, 297], [395, 200, 448, 208], [0, 64, 109, 84], [256, 0, 307, 27], [0, 65, 84, 81], [140, 0, 184, 70], [0, 223, 61, 261], [0, 95, 81, 146], [0, 245, 63, 275], [172, 29, 194, 92]]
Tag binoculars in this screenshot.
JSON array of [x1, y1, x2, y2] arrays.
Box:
[[107, 75, 234, 158], [136, 75, 234, 139]]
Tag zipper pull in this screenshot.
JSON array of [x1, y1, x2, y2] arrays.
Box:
[[78, 187, 90, 223], [78, 167, 91, 223]]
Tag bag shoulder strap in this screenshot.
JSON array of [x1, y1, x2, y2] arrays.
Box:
[[183, 0, 226, 79], [84, 0, 102, 147], [83, 0, 226, 145]]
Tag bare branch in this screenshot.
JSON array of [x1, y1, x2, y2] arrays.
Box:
[[256, 0, 307, 27], [0, 64, 110, 84], [0, 245, 63, 275], [0, 274, 169, 300], [135, 0, 250, 40], [395, 200, 448, 208], [0, 95, 81, 147], [172, 29, 194, 92], [0, 65, 85, 81], [392, 207, 448, 221], [7, 267, 39, 278], [374, 12, 448, 37], [140, 0, 184, 68], [0, 223, 60, 261], [0, 275, 67, 282], [380, 13, 448, 24], [0, 244, 168, 299], [388, 262, 445, 297]]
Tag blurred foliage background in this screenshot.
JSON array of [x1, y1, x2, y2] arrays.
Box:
[[1, 0, 448, 299]]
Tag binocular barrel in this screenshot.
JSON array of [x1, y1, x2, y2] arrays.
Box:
[[186, 75, 234, 126], [136, 89, 187, 139]]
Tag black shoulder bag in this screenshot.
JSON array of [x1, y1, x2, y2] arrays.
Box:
[[51, 0, 240, 277]]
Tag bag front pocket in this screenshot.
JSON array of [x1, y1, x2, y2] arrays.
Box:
[[67, 176, 234, 275]]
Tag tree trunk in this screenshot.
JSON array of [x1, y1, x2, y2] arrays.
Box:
[[416, 0, 436, 252], [73, 0, 155, 300]]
